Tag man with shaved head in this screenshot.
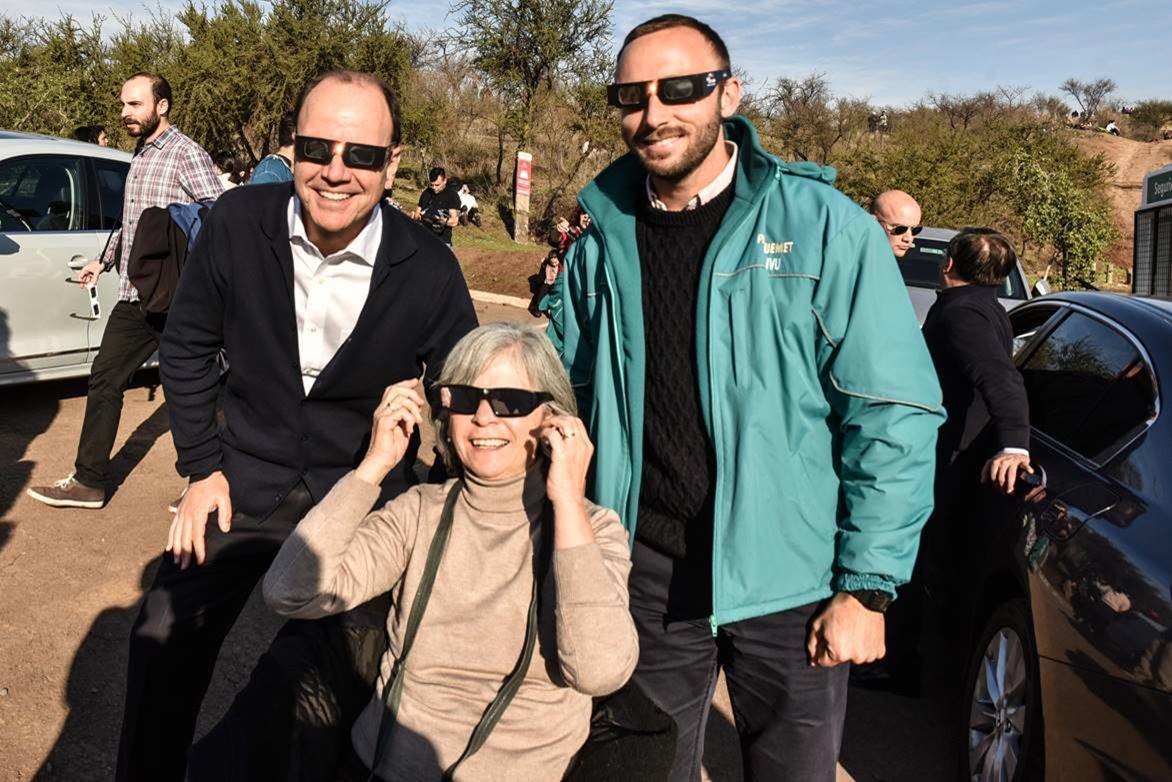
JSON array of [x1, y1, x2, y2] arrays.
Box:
[[870, 189, 923, 258], [116, 70, 476, 780]]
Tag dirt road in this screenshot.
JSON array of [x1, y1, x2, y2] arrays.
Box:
[[1, 297, 938, 781]]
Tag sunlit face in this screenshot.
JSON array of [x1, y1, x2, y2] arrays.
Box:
[[429, 174, 447, 193], [446, 350, 547, 482], [874, 199, 922, 258], [616, 26, 740, 183], [120, 77, 164, 140], [97, 130, 109, 147], [294, 78, 394, 256]]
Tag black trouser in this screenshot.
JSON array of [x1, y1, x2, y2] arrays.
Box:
[[116, 482, 385, 782], [74, 300, 165, 487], [627, 541, 850, 782]]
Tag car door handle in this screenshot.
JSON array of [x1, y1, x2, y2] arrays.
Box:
[[67, 255, 89, 270]]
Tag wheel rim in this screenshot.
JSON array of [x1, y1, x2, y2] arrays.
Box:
[[968, 627, 1028, 781]]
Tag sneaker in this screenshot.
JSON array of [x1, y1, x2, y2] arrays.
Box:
[[26, 474, 105, 509], [168, 486, 188, 514]]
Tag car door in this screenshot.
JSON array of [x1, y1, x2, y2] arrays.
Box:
[[0, 154, 105, 379], [1011, 305, 1172, 778]]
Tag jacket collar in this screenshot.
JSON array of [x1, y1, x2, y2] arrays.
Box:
[[579, 115, 836, 224]]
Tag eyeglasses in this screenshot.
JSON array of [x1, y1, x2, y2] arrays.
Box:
[[881, 221, 923, 237], [607, 69, 732, 109], [441, 385, 553, 417], [294, 136, 390, 171]]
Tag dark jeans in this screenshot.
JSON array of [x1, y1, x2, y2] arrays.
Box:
[[116, 482, 386, 782], [628, 541, 849, 782], [74, 300, 165, 487]]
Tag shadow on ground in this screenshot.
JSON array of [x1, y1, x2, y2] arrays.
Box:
[[0, 379, 82, 519], [32, 556, 283, 781]]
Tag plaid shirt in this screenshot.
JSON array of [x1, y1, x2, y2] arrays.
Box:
[[101, 125, 224, 301]]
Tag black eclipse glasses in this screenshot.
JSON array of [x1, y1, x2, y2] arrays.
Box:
[[441, 385, 553, 418], [881, 222, 923, 237], [294, 135, 390, 171], [607, 69, 732, 109]]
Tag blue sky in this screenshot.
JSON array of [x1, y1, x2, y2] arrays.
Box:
[[1, 0, 1167, 106]]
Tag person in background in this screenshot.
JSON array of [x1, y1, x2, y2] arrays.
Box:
[[870, 190, 922, 259], [876, 228, 1032, 694], [72, 124, 109, 146], [264, 322, 638, 781], [249, 111, 296, 185], [547, 14, 943, 780], [27, 72, 223, 511], [412, 166, 461, 246], [924, 228, 1031, 494], [456, 181, 481, 227], [214, 152, 241, 187]]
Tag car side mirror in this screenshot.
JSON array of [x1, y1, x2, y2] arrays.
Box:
[[1031, 278, 1052, 298]]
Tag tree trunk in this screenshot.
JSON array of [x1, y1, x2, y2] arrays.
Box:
[[495, 125, 505, 186]]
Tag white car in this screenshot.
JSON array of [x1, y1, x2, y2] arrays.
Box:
[[0, 131, 133, 386]]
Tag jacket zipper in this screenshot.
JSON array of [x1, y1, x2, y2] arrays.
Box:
[[701, 180, 772, 636]]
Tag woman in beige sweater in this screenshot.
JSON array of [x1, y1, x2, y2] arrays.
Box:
[[263, 322, 638, 781]]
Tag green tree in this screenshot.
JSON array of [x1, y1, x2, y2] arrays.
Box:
[[450, 0, 614, 182], [1060, 77, 1116, 122]]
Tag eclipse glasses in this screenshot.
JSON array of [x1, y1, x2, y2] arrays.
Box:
[[607, 69, 732, 109], [294, 136, 390, 171]]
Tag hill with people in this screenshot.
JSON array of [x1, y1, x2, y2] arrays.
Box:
[[1072, 132, 1172, 275]]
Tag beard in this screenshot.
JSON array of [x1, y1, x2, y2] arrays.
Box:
[[125, 109, 160, 139], [627, 109, 723, 183]]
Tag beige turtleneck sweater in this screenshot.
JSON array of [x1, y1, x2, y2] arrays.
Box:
[[262, 467, 638, 781]]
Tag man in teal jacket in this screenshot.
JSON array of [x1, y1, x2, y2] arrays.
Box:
[[546, 15, 944, 781]]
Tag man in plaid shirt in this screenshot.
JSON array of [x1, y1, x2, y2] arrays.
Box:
[[27, 71, 222, 510]]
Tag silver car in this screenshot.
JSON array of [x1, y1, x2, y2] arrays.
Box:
[[899, 226, 1031, 324], [0, 131, 132, 386]]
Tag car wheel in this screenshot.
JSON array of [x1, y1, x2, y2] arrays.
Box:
[[962, 598, 1044, 781]]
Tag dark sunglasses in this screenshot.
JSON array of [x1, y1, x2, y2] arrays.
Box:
[[294, 136, 390, 171], [441, 385, 553, 417], [882, 222, 923, 237], [607, 69, 732, 109]]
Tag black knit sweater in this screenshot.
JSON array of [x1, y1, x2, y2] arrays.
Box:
[[634, 184, 734, 614]]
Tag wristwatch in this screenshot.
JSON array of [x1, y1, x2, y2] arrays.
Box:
[[846, 589, 894, 613]]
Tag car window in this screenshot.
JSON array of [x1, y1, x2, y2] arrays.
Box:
[[0, 156, 86, 232], [898, 240, 946, 289], [1021, 311, 1157, 462], [91, 158, 129, 230], [1010, 305, 1063, 357], [899, 237, 1027, 299]]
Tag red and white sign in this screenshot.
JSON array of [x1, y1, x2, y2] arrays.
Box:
[[515, 151, 533, 198]]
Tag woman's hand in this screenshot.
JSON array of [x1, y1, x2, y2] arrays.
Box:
[[355, 380, 424, 486], [540, 415, 593, 509], [539, 416, 597, 549]]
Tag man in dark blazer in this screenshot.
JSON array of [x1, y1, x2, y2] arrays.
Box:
[[922, 228, 1031, 494], [872, 228, 1032, 695], [116, 70, 478, 781]]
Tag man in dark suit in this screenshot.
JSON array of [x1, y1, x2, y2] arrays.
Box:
[[868, 228, 1032, 695], [116, 70, 478, 781], [922, 228, 1031, 494]]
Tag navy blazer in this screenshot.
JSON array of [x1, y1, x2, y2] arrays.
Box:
[[160, 183, 478, 518]]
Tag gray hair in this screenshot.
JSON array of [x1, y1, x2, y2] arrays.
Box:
[[432, 322, 576, 472]]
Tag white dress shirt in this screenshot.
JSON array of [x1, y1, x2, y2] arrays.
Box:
[[288, 197, 382, 393]]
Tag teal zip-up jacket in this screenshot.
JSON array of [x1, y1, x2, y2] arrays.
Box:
[[546, 116, 945, 627]]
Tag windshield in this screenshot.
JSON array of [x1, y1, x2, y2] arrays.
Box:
[[898, 238, 1027, 300]]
